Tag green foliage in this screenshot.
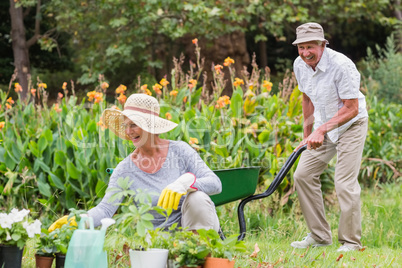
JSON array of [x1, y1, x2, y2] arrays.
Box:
[[361, 34, 402, 104], [35, 228, 57, 257], [197, 229, 247, 260]]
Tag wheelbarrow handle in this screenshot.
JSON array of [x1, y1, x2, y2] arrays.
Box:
[[237, 144, 307, 240]]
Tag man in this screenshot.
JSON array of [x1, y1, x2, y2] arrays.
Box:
[[291, 22, 368, 252]]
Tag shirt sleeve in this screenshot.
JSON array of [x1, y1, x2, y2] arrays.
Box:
[[176, 141, 222, 195], [335, 58, 361, 99], [293, 57, 305, 93]]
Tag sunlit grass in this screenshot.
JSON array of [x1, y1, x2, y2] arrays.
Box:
[[21, 182, 401, 267]]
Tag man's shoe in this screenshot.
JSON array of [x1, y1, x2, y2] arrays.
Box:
[[291, 233, 332, 249], [337, 245, 355, 252]]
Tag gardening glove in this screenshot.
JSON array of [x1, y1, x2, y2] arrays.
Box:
[[157, 173, 197, 210], [48, 215, 77, 232]]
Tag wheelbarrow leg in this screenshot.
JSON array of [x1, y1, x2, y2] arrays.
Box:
[[236, 145, 307, 241]]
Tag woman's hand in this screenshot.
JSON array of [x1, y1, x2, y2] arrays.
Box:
[[157, 173, 197, 210]]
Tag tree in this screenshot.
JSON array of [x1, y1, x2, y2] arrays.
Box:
[[9, 0, 59, 100]]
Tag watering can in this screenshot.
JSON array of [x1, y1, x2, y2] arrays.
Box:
[[65, 216, 115, 268]]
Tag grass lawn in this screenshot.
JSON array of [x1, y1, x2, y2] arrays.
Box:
[[21, 182, 401, 267]]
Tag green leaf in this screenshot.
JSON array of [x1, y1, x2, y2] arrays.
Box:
[[43, 128, 54, 143], [11, 143, 22, 160], [4, 150, 17, 170], [230, 91, 243, 118], [54, 150, 67, 167], [67, 160, 81, 179], [38, 136, 48, 153], [34, 158, 51, 173], [29, 140, 39, 157], [38, 174, 52, 198], [48, 172, 65, 190]]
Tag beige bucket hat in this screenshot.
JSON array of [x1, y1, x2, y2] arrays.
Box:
[[102, 93, 178, 140], [292, 22, 329, 45]]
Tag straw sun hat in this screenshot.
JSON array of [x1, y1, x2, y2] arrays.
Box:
[[102, 94, 178, 140], [292, 22, 329, 45]]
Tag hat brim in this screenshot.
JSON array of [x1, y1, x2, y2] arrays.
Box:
[[102, 108, 178, 140], [292, 37, 329, 46]]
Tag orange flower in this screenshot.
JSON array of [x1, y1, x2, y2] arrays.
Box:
[[5, 103, 12, 110], [188, 79, 197, 89], [14, 83, 23, 93], [117, 93, 127, 104], [87, 91, 103, 103], [30, 88, 36, 96], [101, 82, 109, 90], [97, 120, 107, 130], [6, 97, 14, 104], [0, 122, 5, 130], [192, 38, 198, 45], [183, 96, 187, 103], [189, 137, 199, 145], [54, 103, 62, 113], [62, 82, 67, 90], [223, 57, 235, 67], [165, 112, 172, 120], [115, 84, 127, 94], [140, 84, 148, 92], [262, 80, 273, 92], [160, 78, 169, 87], [152, 84, 162, 95], [233, 78, 244, 87], [38, 83, 47, 89], [110, 105, 120, 110], [170, 90, 178, 97], [58, 92, 64, 99], [214, 64, 223, 74], [87, 91, 96, 101], [215, 95, 231, 109]]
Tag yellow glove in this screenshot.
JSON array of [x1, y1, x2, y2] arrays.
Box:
[[48, 215, 77, 232], [157, 173, 197, 210]]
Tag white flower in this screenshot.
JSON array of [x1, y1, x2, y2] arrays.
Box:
[[0, 213, 14, 229], [24, 219, 42, 238], [9, 208, 30, 223], [6, 231, 11, 241]]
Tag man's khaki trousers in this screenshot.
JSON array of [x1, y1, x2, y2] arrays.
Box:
[[294, 117, 368, 249]]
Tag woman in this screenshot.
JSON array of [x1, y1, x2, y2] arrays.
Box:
[[87, 93, 222, 231]]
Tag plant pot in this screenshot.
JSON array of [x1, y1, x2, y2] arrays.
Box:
[[35, 254, 54, 268], [129, 248, 168, 268], [0, 245, 24, 268], [203, 257, 235, 268], [55, 254, 66, 268]]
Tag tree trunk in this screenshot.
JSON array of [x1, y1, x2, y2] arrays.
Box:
[[9, 0, 31, 101]]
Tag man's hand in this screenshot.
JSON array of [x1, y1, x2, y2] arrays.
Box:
[[157, 173, 197, 210], [48, 215, 77, 232], [295, 129, 325, 151]]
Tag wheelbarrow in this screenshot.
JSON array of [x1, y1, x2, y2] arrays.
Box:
[[106, 145, 307, 241]]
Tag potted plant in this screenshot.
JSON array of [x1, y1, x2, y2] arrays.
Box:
[[0, 208, 42, 268], [198, 229, 247, 268], [167, 228, 210, 268], [35, 229, 57, 268], [109, 177, 171, 268]]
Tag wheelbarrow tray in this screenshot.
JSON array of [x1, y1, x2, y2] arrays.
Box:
[[210, 167, 260, 207]]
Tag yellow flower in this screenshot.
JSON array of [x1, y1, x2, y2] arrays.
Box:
[[188, 79, 197, 89], [192, 38, 198, 45], [117, 93, 127, 104], [31, 88, 36, 96], [101, 82, 109, 90], [115, 84, 127, 94], [165, 112, 172, 120], [54, 103, 62, 113], [38, 83, 47, 89], [62, 82, 67, 90], [0, 121, 5, 130], [215, 95, 231, 108], [214, 64, 223, 74], [145, 89, 152, 96], [233, 78, 244, 87], [160, 78, 169, 87], [170, 90, 178, 97], [152, 84, 162, 95], [223, 57, 235, 67], [262, 80, 273, 92], [189, 137, 199, 145], [6, 97, 14, 104], [14, 83, 23, 93]]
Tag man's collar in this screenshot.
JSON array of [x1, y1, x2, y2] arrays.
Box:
[[315, 47, 328, 72]]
